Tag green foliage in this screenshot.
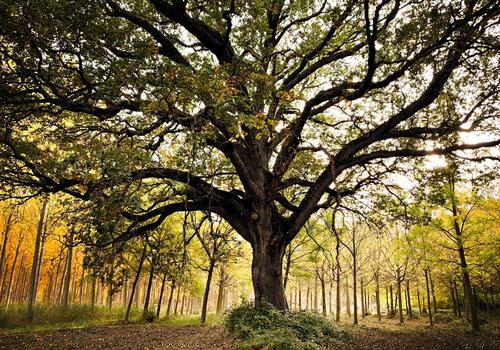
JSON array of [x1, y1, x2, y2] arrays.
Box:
[[432, 310, 454, 323], [224, 303, 350, 350], [142, 310, 156, 323]]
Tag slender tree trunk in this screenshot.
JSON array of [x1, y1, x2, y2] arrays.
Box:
[[201, 259, 215, 324], [216, 268, 226, 315], [390, 285, 394, 313], [174, 283, 181, 315], [79, 268, 85, 304], [34, 219, 48, 302], [353, 263, 358, 324], [425, 268, 433, 326], [397, 269, 404, 324], [143, 262, 155, 318], [0, 261, 9, 302], [180, 289, 186, 315], [305, 284, 309, 310], [428, 268, 437, 314], [166, 280, 175, 317], [91, 275, 96, 308], [156, 271, 167, 317], [346, 276, 351, 317], [385, 285, 389, 315], [125, 246, 146, 322], [453, 280, 462, 318], [336, 263, 341, 321], [417, 288, 422, 315], [360, 277, 366, 319], [27, 198, 48, 320], [299, 289, 302, 310], [5, 235, 21, 309], [62, 230, 74, 310], [320, 274, 327, 316], [283, 246, 292, 291], [375, 271, 381, 321], [406, 279, 412, 318], [0, 212, 14, 287]]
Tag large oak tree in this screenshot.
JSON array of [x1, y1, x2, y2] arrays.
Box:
[[0, 0, 499, 309]]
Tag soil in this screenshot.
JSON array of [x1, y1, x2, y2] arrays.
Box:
[[0, 324, 237, 350], [0, 322, 498, 350]]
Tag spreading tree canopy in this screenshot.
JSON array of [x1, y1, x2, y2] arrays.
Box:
[[0, 0, 499, 309]]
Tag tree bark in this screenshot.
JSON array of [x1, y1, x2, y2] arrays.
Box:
[[156, 271, 167, 317], [201, 259, 215, 324], [406, 279, 412, 318], [62, 230, 74, 310], [27, 198, 48, 320], [397, 268, 404, 324], [143, 261, 155, 318], [216, 268, 226, 315], [125, 246, 146, 322], [429, 268, 437, 314], [353, 261, 358, 324], [5, 235, 21, 308], [251, 242, 287, 309], [375, 271, 381, 321], [166, 280, 175, 317], [425, 268, 433, 326], [0, 211, 14, 288]]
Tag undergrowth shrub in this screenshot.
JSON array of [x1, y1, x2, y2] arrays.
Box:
[[224, 303, 351, 350]]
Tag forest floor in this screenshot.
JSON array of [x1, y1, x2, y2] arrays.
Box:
[[0, 315, 498, 350]]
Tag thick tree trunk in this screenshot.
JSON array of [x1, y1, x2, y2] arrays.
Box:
[[251, 242, 287, 309], [27, 198, 48, 320], [201, 259, 215, 324]]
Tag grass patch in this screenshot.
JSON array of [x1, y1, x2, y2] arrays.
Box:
[[224, 303, 351, 350], [0, 304, 139, 332], [0, 304, 223, 333]]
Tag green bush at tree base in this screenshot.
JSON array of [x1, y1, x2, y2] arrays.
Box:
[[224, 303, 351, 350]]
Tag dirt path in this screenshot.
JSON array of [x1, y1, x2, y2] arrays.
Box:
[[1, 323, 498, 350], [0, 324, 237, 350], [352, 327, 500, 350]]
